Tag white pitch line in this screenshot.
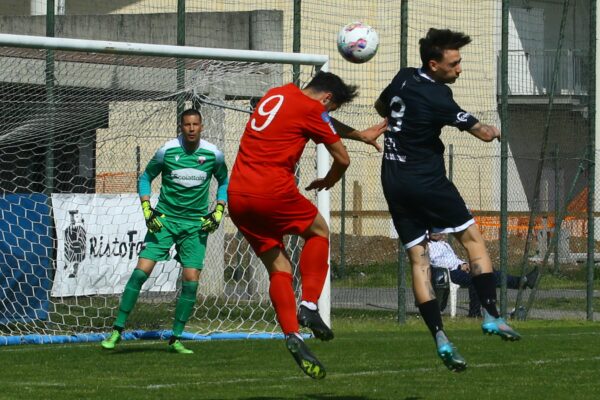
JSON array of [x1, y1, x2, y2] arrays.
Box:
[[3, 355, 600, 390], [520, 331, 600, 338], [11, 382, 68, 388], [123, 355, 600, 390]]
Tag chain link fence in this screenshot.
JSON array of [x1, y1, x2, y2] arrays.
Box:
[[0, 1, 597, 325]]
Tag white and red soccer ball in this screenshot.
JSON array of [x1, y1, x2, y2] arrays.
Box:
[[337, 21, 379, 63]]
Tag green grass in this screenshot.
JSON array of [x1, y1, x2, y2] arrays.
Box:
[[332, 262, 399, 287], [1, 316, 599, 399], [539, 268, 596, 289]]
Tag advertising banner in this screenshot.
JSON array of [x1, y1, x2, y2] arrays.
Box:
[[51, 194, 179, 297]]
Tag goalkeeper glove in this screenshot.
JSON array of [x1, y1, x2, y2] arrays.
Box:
[[201, 203, 225, 233], [141, 200, 164, 233]]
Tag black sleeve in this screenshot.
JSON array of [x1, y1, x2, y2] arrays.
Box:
[[376, 84, 391, 115], [432, 87, 479, 131]]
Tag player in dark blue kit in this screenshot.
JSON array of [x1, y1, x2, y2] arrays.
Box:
[[375, 28, 521, 372]]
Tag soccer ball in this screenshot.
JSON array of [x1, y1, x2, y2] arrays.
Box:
[[336, 21, 379, 63]]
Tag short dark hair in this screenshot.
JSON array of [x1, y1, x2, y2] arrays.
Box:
[[180, 108, 202, 124], [304, 71, 359, 106], [419, 28, 471, 69]]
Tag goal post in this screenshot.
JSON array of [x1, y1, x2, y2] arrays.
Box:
[[0, 33, 332, 344]]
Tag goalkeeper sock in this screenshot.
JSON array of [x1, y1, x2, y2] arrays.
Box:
[[417, 299, 444, 340], [114, 269, 149, 329], [298, 235, 329, 304], [172, 280, 199, 337], [269, 271, 299, 335], [472, 273, 500, 318]]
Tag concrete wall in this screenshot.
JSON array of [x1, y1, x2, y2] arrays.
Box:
[[0, 11, 282, 51], [0, 1, 31, 16]]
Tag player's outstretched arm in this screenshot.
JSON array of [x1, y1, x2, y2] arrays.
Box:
[[331, 117, 387, 152], [305, 140, 350, 191], [468, 122, 500, 142]]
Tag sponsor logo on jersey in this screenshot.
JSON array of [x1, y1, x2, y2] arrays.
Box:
[[384, 153, 406, 162], [170, 168, 208, 188], [456, 112, 471, 123]]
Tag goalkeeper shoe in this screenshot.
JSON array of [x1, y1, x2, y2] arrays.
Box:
[[298, 305, 334, 341], [481, 311, 522, 341], [435, 331, 467, 373], [168, 339, 194, 354], [285, 334, 326, 380], [101, 330, 121, 350]]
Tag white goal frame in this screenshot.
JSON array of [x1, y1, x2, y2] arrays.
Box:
[[0, 33, 333, 328]]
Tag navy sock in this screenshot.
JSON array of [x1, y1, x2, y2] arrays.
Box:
[[417, 299, 444, 339], [472, 273, 500, 318]]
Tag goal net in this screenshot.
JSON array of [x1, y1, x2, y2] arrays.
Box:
[[0, 34, 328, 343]]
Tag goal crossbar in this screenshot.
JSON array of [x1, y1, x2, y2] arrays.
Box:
[[0, 33, 329, 66]]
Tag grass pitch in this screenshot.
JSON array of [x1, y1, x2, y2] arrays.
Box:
[[1, 316, 599, 400]]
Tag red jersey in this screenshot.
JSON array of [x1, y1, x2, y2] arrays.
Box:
[[228, 83, 341, 197]]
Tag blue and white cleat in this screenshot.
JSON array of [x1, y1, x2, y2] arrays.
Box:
[[481, 310, 522, 341], [435, 331, 467, 372]]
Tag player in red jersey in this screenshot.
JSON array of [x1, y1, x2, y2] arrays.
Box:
[[228, 71, 386, 379]]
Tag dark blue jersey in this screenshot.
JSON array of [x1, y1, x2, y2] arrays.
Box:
[[378, 67, 478, 175]]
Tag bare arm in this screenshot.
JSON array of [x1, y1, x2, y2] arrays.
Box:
[[305, 140, 350, 191], [468, 122, 501, 142], [331, 117, 387, 152]]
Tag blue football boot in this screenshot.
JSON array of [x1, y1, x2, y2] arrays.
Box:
[[435, 331, 467, 372], [481, 310, 522, 341]]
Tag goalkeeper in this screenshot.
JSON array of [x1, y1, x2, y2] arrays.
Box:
[[101, 108, 228, 354]]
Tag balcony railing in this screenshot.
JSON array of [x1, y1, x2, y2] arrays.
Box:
[[498, 49, 588, 96]]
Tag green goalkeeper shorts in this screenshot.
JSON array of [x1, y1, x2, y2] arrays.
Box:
[[139, 216, 208, 269]]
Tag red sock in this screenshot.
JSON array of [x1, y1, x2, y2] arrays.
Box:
[[299, 235, 329, 304], [269, 271, 298, 334]]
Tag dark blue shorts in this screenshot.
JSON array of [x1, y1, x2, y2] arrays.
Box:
[[383, 171, 474, 249]]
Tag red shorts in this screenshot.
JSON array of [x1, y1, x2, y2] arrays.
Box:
[[228, 192, 318, 255]]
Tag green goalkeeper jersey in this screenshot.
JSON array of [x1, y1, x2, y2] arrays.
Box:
[[138, 136, 229, 221]]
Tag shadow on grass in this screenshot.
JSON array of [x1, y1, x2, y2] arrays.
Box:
[[214, 396, 373, 400], [218, 396, 423, 400], [99, 347, 169, 355]]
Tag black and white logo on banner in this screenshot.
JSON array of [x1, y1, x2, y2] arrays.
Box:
[[64, 210, 86, 279]]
